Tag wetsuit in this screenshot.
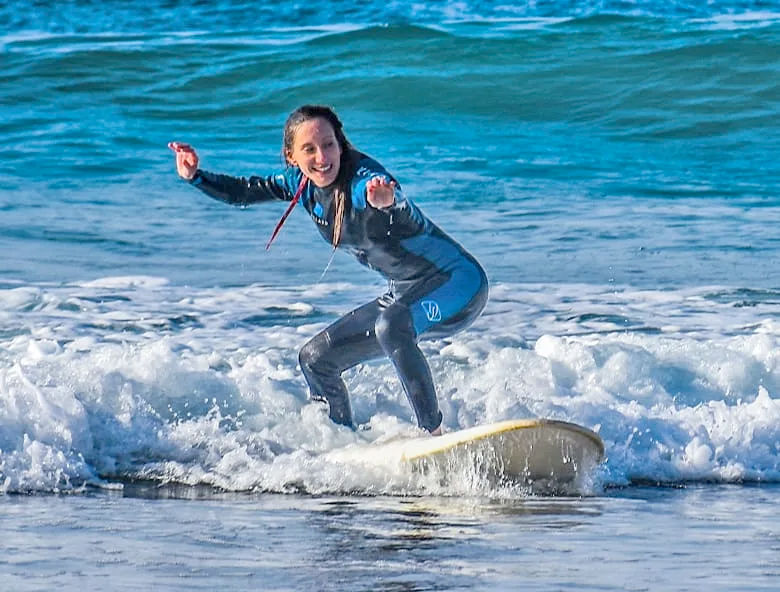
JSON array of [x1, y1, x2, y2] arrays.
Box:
[[189, 150, 488, 432]]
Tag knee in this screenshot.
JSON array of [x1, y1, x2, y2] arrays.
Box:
[[298, 332, 329, 372], [375, 304, 414, 350]]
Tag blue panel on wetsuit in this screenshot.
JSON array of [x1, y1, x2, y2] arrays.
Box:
[[400, 233, 484, 335]]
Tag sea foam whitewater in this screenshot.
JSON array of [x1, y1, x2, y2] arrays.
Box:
[[1, 278, 777, 494]]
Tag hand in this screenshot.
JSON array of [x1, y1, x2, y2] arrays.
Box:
[[366, 176, 396, 209], [168, 141, 199, 180]]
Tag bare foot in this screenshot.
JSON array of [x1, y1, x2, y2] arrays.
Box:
[[430, 425, 442, 436]]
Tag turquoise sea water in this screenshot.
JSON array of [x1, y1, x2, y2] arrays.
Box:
[[1, 1, 779, 589]]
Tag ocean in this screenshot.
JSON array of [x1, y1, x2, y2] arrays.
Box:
[[1, 1, 779, 589]]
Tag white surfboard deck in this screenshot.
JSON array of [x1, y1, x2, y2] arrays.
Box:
[[329, 418, 605, 485]]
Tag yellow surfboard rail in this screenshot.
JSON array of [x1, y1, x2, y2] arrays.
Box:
[[400, 418, 605, 463]]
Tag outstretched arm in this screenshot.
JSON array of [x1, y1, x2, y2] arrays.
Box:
[[168, 141, 289, 205]]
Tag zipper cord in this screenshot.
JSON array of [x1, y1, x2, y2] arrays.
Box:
[[265, 174, 309, 250]]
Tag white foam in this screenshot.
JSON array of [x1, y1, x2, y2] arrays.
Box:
[[0, 278, 778, 494], [0, 286, 44, 311], [690, 11, 780, 30]]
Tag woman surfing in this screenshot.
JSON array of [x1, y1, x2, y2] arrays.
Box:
[[169, 105, 488, 435]]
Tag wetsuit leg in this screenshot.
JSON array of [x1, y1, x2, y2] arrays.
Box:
[[299, 264, 487, 433], [389, 261, 489, 430], [298, 299, 385, 428], [375, 303, 443, 432], [299, 294, 443, 432]]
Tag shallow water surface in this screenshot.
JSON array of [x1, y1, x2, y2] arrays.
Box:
[[2, 484, 779, 591]]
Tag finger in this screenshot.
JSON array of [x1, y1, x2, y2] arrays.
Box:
[[168, 141, 193, 153]]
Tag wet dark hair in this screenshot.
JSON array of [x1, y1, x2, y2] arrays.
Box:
[[283, 105, 357, 247]]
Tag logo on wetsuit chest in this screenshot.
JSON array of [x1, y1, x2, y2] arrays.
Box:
[[421, 300, 442, 322], [312, 202, 329, 227]]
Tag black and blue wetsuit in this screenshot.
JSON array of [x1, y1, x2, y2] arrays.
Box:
[[190, 150, 488, 432]]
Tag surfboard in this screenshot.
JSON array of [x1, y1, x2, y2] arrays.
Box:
[[329, 418, 605, 486]]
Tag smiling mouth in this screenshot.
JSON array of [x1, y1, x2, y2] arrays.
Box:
[[312, 164, 333, 173]]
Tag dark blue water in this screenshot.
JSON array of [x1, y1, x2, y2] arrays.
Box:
[[2, 3, 778, 288]]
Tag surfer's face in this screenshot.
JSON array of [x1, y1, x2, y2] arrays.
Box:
[[286, 118, 342, 188]]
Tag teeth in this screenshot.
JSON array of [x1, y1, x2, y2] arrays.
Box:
[[314, 164, 332, 172]]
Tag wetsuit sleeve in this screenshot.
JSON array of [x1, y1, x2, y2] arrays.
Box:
[[189, 169, 292, 205]]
